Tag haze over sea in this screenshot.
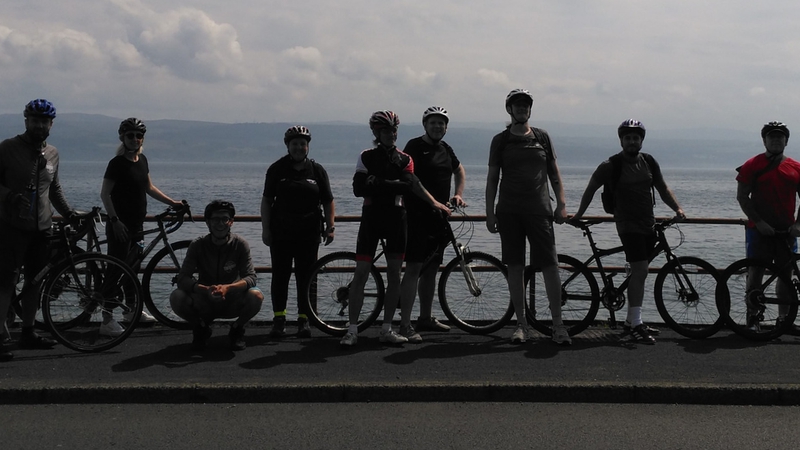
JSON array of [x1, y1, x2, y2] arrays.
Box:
[[58, 159, 746, 324]]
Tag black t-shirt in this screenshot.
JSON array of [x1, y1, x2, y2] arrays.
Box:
[[263, 156, 333, 237], [403, 136, 460, 215], [103, 153, 150, 225]]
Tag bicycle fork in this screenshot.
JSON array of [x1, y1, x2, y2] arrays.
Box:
[[457, 243, 482, 296]]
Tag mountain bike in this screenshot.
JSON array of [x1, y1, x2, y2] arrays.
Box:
[[302, 206, 510, 336], [13, 209, 143, 352], [525, 218, 722, 339], [80, 202, 194, 329], [715, 233, 800, 341]]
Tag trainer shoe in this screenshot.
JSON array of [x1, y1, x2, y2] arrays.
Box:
[[623, 321, 660, 335], [628, 324, 656, 345], [399, 324, 423, 343], [297, 318, 312, 338], [99, 319, 125, 337], [229, 324, 246, 351], [416, 316, 450, 332], [551, 324, 572, 346], [0, 348, 12, 362], [340, 332, 358, 347], [510, 325, 533, 343], [269, 316, 286, 338], [123, 310, 156, 323], [192, 321, 213, 350], [379, 329, 408, 344], [746, 314, 761, 332], [18, 331, 57, 349]]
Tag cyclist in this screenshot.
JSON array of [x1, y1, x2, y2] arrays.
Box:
[[340, 111, 450, 347], [398, 106, 466, 342], [572, 119, 686, 344], [0, 99, 75, 360], [170, 200, 264, 351], [735, 121, 800, 333], [261, 125, 335, 339], [100, 118, 184, 337], [485, 89, 571, 345]]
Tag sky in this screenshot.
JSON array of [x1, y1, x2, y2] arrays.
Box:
[[2, 0, 800, 133]]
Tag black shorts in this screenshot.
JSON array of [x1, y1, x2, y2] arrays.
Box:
[[619, 232, 657, 263], [405, 209, 448, 264], [496, 212, 557, 267], [355, 206, 407, 261], [0, 221, 48, 287]]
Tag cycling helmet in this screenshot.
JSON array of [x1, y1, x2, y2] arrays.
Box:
[[118, 117, 147, 136], [505, 89, 534, 108], [369, 110, 400, 131], [284, 125, 311, 145], [761, 121, 790, 141], [422, 106, 449, 125], [617, 119, 646, 139], [204, 200, 236, 220], [24, 99, 57, 118]]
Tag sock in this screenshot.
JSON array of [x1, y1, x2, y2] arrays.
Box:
[[348, 324, 358, 334], [627, 306, 642, 327], [381, 322, 391, 333]]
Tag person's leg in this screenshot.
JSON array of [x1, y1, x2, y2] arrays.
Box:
[[381, 255, 404, 327], [540, 264, 563, 326], [269, 239, 293, 336], [293, 239, 320, 318], [398, 262, 423, 326], [170, 289, 214, 349], [507, 263, 526, 325], [417, 258, 440, 320]]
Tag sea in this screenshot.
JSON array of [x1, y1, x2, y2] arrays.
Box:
[[58, 160, 750, 324]]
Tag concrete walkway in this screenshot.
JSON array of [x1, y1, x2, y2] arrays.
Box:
[[2, 323, 799, 405]]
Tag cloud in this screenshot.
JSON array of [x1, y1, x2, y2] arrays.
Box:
[[477, 69, 510, 87], [749, 87, 766, 96]]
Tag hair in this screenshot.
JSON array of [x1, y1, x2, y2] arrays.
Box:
[[115, 143, 143, 157]]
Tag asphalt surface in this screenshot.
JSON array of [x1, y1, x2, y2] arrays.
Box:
[[2, 322, 800, 405]]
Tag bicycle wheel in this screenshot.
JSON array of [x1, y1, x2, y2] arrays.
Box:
[[654, 256, 723, 339], [438, 251, 512, 334], [716, 258, 798, 341], [142, 240, 192, 329], [303, 252, 385, 336], [42, 253, 143, 352], [525, 254, 600, 337]]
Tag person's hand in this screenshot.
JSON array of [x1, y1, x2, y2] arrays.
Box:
[[486, 212, 498, 233], [755, 219, 775, 236], [451, 194, 467, 208], [366, 175, 377, 186], [674, 209, 686, 221], [112, 220, 129, 241], [433, 200, 451, 216], [322, 227, 335, 246], [208, 284, 230, 301], [9, 192, 30, 212], [553, 204, 567, 224]]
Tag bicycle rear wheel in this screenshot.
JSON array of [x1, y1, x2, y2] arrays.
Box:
[[141, 240, 192, 329], [303, 252, 385, 336], [42, 253, 143, 352], [654, 256, 723, 339], [716, 258, 798, 341], [525, 254, 600, 337], [438, 251, 512, 334]]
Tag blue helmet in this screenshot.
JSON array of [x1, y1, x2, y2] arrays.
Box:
[[617, 119, 646, 139], [24, 99, 56, 118]]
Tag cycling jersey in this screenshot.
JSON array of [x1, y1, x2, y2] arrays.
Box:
[[737, 153, 800, 231], [488, 129, 555, 216]]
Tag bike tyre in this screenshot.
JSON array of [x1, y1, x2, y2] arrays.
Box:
[[141, 240, 193, 330], [302, 251, 385, 336], [438, 251, 512, 334], [654, 256, 723, 339]]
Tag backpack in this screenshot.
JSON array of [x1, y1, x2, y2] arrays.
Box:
[[600, 152, 657, 214], [496, 125, 553, 159]]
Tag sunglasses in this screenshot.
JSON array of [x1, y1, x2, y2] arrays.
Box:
[[208, 217, 232, 224], [125, 132, 145, 140]]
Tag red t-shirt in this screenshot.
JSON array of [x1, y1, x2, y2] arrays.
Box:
[[736, 153, 800, 229]]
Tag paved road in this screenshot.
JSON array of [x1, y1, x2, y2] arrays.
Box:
[[2, 323, 800, 404]]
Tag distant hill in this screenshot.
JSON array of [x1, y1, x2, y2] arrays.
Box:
[[0, 113, 763, 169]]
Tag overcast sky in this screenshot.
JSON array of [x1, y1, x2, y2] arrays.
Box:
[[2, 0, 798, 133]]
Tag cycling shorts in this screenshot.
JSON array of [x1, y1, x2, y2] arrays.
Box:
[[405, 209, 448, 264], [0, 221, 48, 287], [355, 206, 407, 261], [745, 228, 797, 266], [619, 232, 657, 263], [496, 212, 557, 267]]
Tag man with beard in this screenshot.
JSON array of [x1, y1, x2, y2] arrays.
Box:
[[0, 99, 74, 361], [572, 119, 686, 344]]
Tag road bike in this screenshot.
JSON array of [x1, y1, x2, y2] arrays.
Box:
[[525, 218, 723, 339], [715, 233, 800, 341], [302, 207, 510, 336], [12, 208, 143, 352]]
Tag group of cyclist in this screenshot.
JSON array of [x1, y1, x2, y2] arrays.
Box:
[[0, 91, 797, 359]]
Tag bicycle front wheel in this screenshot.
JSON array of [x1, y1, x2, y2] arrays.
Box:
[[438, 251, 512, 334], [303, 252, 385, 336], [42, 253, 143, 352], [525, 254, 600, 337], [716, 258, 798, 341], [142, 240, 192, 329], [654, 256, 723, 339]]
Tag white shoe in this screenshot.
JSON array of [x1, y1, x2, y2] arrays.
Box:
[[379, 329, 408, 344], [551, 324, 572, 346], [340, 332, 358, 347], [510, 325, 532, 343], [100, 319, 125, 337], [123, 310, 156, 323]]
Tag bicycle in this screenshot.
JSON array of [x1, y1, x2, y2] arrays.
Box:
[[525, 217, 723, 339], [12, 208, 143, 352], [715, 232, 800, 341], [81, 202, 194, 329], [302, 206, 511, 336]]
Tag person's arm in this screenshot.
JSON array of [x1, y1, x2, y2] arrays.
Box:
[[48, 169, 73, 218], [176, 241, 201, 292], [409, 173, 450, 215], [547, 159, 567, 224], [653, 177, 686, 220], [571, 173, 603, 220], [322, 199, 335, 245], [212, 239, 257, 299], [260, 195, 272, 246], [452, 163, 467, 207], [485, 165, 500, 233], [145, 175, 182, 207], [737, 181, 774, 235], [101, 178, 128, 240]]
